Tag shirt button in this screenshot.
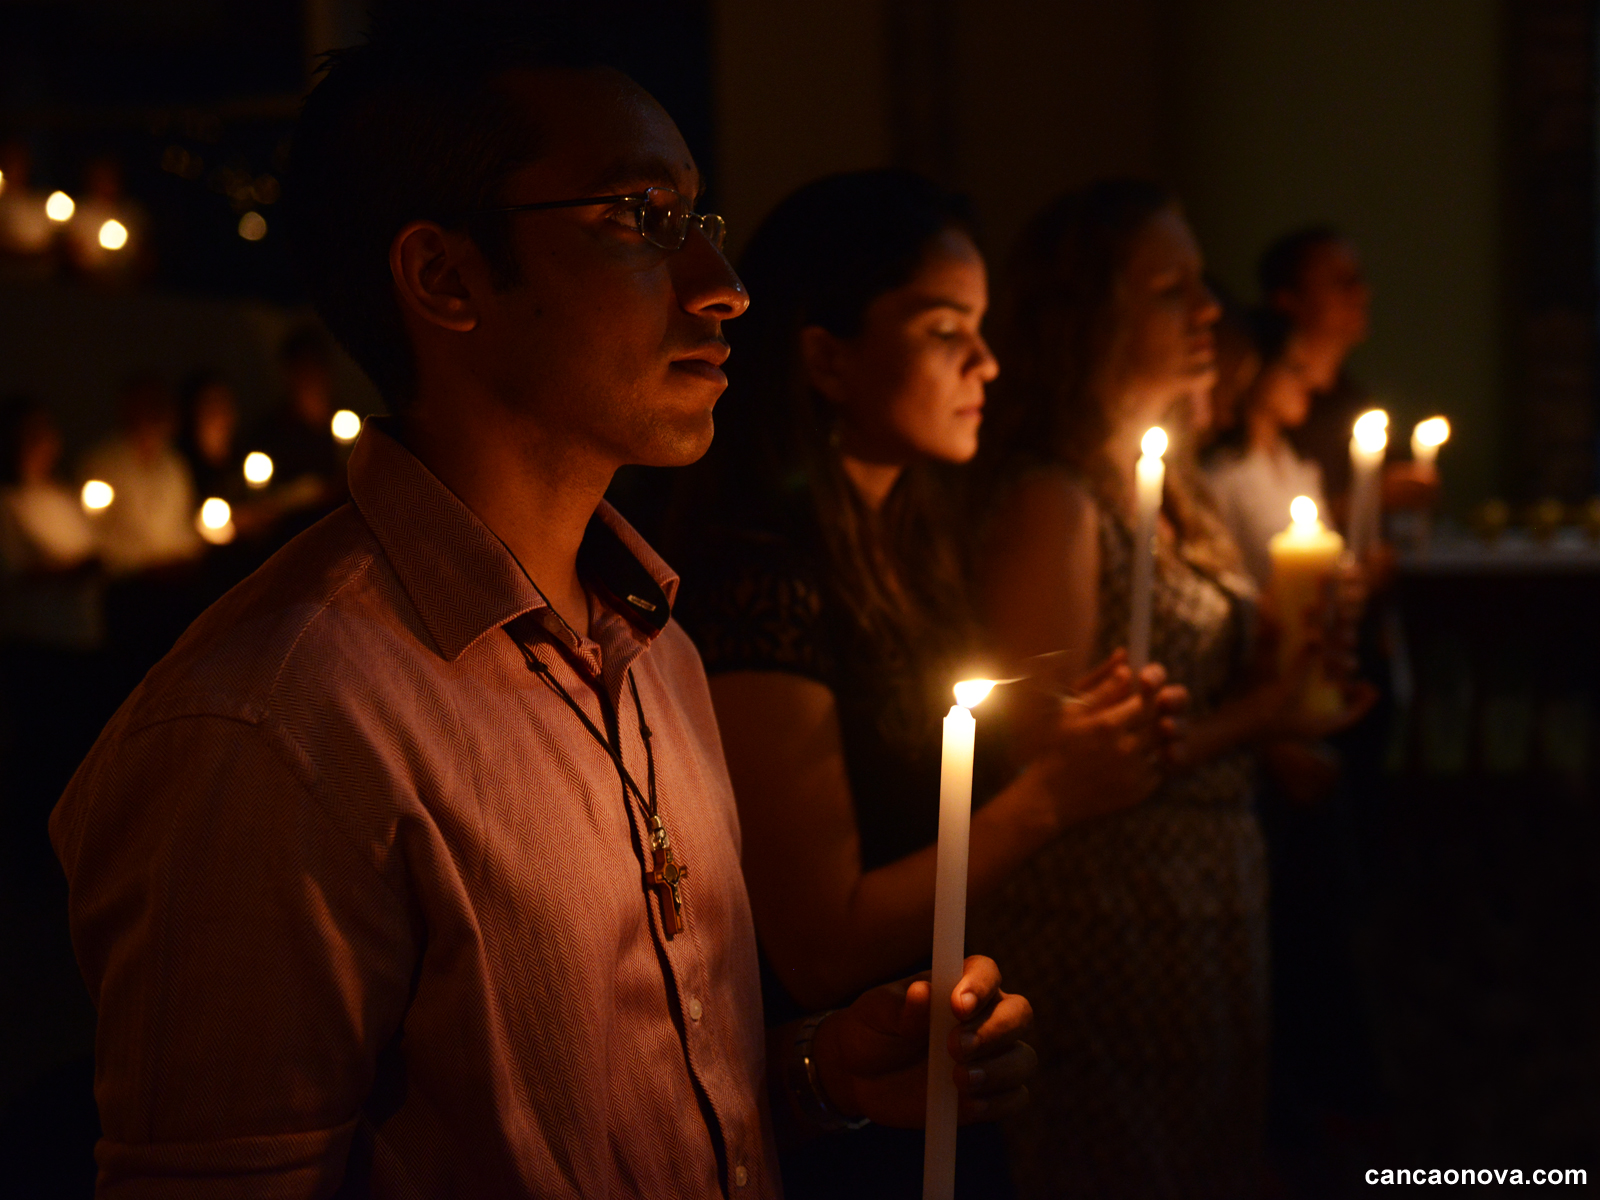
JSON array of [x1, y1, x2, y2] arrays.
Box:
[[735, 1165, 748, 1188], [687, 996, 704, 1021]]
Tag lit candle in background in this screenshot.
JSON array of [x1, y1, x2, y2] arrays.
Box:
[[44, 191, 74, 223], [1267, 496, 1346, 718], [1411, 416, 1450, 473], [331, 409, 361, 444], [80, 479, 113, 513], [1128, 426, 1167, 671], [196, 497, 235, 545], [924, 678, 996, 1200], [242, 450, 274, 489], [97, 219, 128, 251], [1348, 408, 1388, 559]]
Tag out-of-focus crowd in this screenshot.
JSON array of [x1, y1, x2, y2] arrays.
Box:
[[0, 326, 362, 852]]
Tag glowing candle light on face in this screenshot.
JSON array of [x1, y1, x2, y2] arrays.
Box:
[[1348, 409, 1388, 559], [80, 480, 113, 512], [330, 409, 361, 444], [1267, 497, 1346, 718], [924, 678, 995, 1200], [45, 191, 74, 223], [242, 451, 274, 488], [1128, 426, 1167, 671]]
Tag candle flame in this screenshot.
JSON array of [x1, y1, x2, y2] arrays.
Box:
[[45, 191, 74, 222], [80, 479, 113, 511], [1140, 426, 1168, 459], [243, 451, 274, 486], [331, 409, 362, 443], [97, 219, 128, 251], [953, 679, 997, 709], [1290, 495, 1319, 527], [1353, 408, 1388, 454], [1413, 415, 1450, 448], [199, 497, 232, 530]]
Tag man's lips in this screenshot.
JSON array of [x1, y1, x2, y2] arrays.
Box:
[[671, 359, 727, 385], [670, 341, 730, 385]]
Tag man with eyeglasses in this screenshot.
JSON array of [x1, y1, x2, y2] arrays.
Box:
[[49, 10, 1034, 1198]]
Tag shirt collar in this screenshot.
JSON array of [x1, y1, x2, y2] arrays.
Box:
[[347, 419, 679, 663]]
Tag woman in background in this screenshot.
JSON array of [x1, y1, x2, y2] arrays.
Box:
[[974, 180, 1372, 1199], [177, 369, 244, 505], [674, 170, 1184, 1199], [1205, 322, 1327, 590]]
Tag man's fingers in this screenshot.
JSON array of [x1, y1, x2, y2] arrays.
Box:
[[959, 1083, 1030, 1124], [956, 1039, 1037, 1098], [1077, 663, 1136, 710], [951, 955, 1001, 1021], [951, 989, 1033, 1061]]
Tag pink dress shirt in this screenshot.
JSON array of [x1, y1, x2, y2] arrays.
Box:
[[51, 421, 780, 1198]]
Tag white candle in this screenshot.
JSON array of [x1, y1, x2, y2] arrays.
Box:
[[1411, 415, 1450, 473], [1348, 408, 1388, 559], [924, 678, 995, 1200], [1128, 426, 1167, 671], [1267, 496, 1346, 718]]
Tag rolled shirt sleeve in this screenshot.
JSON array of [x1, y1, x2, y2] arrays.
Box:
[[53, 712, 418, 1198]]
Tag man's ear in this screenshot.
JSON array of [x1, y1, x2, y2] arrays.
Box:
[[390, 221, 480, 333], [798, 325, 851, 407]]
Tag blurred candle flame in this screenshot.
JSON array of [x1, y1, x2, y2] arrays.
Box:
[[81, 480, 113, 511], [45, 191, 75, 222], [1353, 408, 1389, 454], [242, 451, 274, 487], [330, 409, 361, 443], [97, 219, 128, 251], [1140, 426, 1168, 459], [1290, 495, 1319, 528]]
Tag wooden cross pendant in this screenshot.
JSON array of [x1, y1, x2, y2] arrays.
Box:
[[646, 815, 689, 938]]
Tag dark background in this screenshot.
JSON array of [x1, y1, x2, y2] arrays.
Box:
[[1, 3, 1596, 1197]]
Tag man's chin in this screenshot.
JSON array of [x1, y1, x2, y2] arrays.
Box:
[[630, 410, 716, 469]]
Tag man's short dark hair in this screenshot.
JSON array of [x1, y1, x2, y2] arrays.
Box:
[[286, 6, 617, 407], [1257, 223, 1345, 300]]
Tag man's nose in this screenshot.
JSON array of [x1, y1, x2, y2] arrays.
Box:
[[674, 227, 750, 320]]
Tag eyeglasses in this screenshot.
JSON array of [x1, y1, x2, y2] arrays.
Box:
[[474, 186, 727, 253]]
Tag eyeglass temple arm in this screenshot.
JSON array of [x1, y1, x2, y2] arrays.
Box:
[[477, 193, 643, 216]]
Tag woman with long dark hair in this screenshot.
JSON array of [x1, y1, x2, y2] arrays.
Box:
[[674, 170, 1182, 1197], [973, 180, 1372, 1198]]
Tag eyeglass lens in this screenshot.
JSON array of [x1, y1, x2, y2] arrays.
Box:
[[640, 191, 727, 253]]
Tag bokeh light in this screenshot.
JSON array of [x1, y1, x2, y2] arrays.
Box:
[[1290, 495, 1319, 527], [97, 219, 129, 251], [197, 497, 235, 544], [1141, 426, 1169, 458], [45, 191, 75, 222], [1353, 408, 1390, 453], [1414, 416, 1451, 448], [237, 211, 267, 241], [330, 409, 361, 443], [80, 480, 113, 511], [242, 451, 274, 487]]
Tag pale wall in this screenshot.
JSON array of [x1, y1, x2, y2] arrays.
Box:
[[711, 2, 1506, 507], [1165, 0, 1504, 509]]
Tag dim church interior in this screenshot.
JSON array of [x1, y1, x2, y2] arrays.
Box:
[[0, 1, 1596, 1195]]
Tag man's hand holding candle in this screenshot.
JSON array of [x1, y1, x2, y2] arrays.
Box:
[[804, 955, 1037, 1130]]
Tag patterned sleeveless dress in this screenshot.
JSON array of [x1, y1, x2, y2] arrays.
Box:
[[972, 498, 1269, 1199]]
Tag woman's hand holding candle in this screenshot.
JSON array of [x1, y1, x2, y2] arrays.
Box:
[[1025, 651, 1188, 823]]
